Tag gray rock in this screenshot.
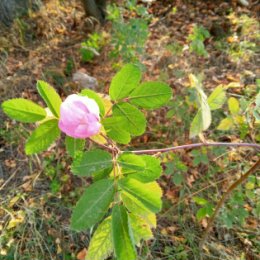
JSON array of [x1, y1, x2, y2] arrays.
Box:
[[72, 71, 98, 90]]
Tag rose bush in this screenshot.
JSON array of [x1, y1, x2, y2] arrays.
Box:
[[58, 94, 101, 138]]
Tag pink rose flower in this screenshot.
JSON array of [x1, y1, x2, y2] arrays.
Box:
[[58, 94, 101, 138]]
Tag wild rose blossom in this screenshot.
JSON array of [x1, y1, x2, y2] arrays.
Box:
[[58, 94, 101, 138]]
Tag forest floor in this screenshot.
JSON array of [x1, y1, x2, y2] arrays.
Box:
[[0, 0, 259, 259]]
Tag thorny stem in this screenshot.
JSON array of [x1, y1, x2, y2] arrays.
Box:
[[128, 142, 260, 154], [200, 158, 260, 247]]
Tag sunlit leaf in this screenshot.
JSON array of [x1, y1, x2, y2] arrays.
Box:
[[102, 117, 131, 144], [119, 178, 162, 213], [86, 217, 113, 260], [128, 213, 153, 245], [37, 80, 62, 118], [2, 98, 46, 123], [109, 64, 141, 101], [129, 82, 172, 109], [113, 103, 146, 136], [121, 191, 157, 228], [25, 119, 60, 155]]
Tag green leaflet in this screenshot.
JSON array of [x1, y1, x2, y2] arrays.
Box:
[[207, 85, 226, 110], [86, 217, 113, 260], [118, 154, 162, 183], [113, 102, 146, 136], [81, 89, 106, 117], [37, 80, 62, 118], [117, 153, 146, 175], [112, 204, 137, 260], [25, 119, 60, 155], [121, 191, 157, 228], [1, 98, 46, 123], [128, 213, 153, 245], [102, 117, 131, 144], [65, 136, 85, 157], [119, 178, 162, 213], [71, 179, 115, 230], [189, 74, 211, 138], [130, 155, 162, 183], [129, 81, 172, 109], [71, 149, 113, 177], [109, 64, 141, 101]]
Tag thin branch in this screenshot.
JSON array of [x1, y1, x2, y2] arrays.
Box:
[[127, 142, 260, 154], [200, 158, 260, 247]]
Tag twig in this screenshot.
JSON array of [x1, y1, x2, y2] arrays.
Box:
[[128, 142, 260, 154], [200, 158, 260, 247], [0, 168, 19, 191]]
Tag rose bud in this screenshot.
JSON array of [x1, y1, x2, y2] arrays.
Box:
[[58, 94, 101, 138]]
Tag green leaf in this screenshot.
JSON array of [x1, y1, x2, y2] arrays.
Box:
[[71, 179, 115, 230], [128, 213, 153, 245], [228, 97, 240, 115], [121, 191, 156, 228], [193, 196, 208, 206], [207, 85, 226, 110], [217, 117, 234, 130], [86, 217, 113, 260], [36, 80, 62, 118], [172, 173, 184, 185], [196, 204, 214, 221], [190, 107, 211, 138], [65, 136, 85, 157], [81, 89, 105, 117], [1, 98, 46, 123], [118, 153, 146, 175], [129, 82, 172, 109], [112, 204, 137, 260], [189, 74, 211, 138], [132, 155, 162, 183], [119, 178, 162, 213], [113, 103, 146, 136], [120, 154, 162, 183], [109, 64, 142, 101], [196, 207, 208, 221], [25, 119, 60, 155], [102, 117, 131, 144], [71, 149, 113, 177]]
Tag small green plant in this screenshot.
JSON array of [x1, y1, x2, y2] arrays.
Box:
[[188, 25, 210, 57], [80, 32, 105, 62], [107, 3, 149, 66]]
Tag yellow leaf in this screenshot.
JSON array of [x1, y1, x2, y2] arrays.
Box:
[[7, 211, 25, 229], [234, 115, 245, 125], [90, 126, 107, 145], [227, 82, 241, 88], [99, 94, 112, 115], [228, 97, 240, 115], [217, 117, 234, 130], [9, 196, 20, 207]]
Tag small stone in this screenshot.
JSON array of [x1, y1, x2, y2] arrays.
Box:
[[72, 71, 98, 90]]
